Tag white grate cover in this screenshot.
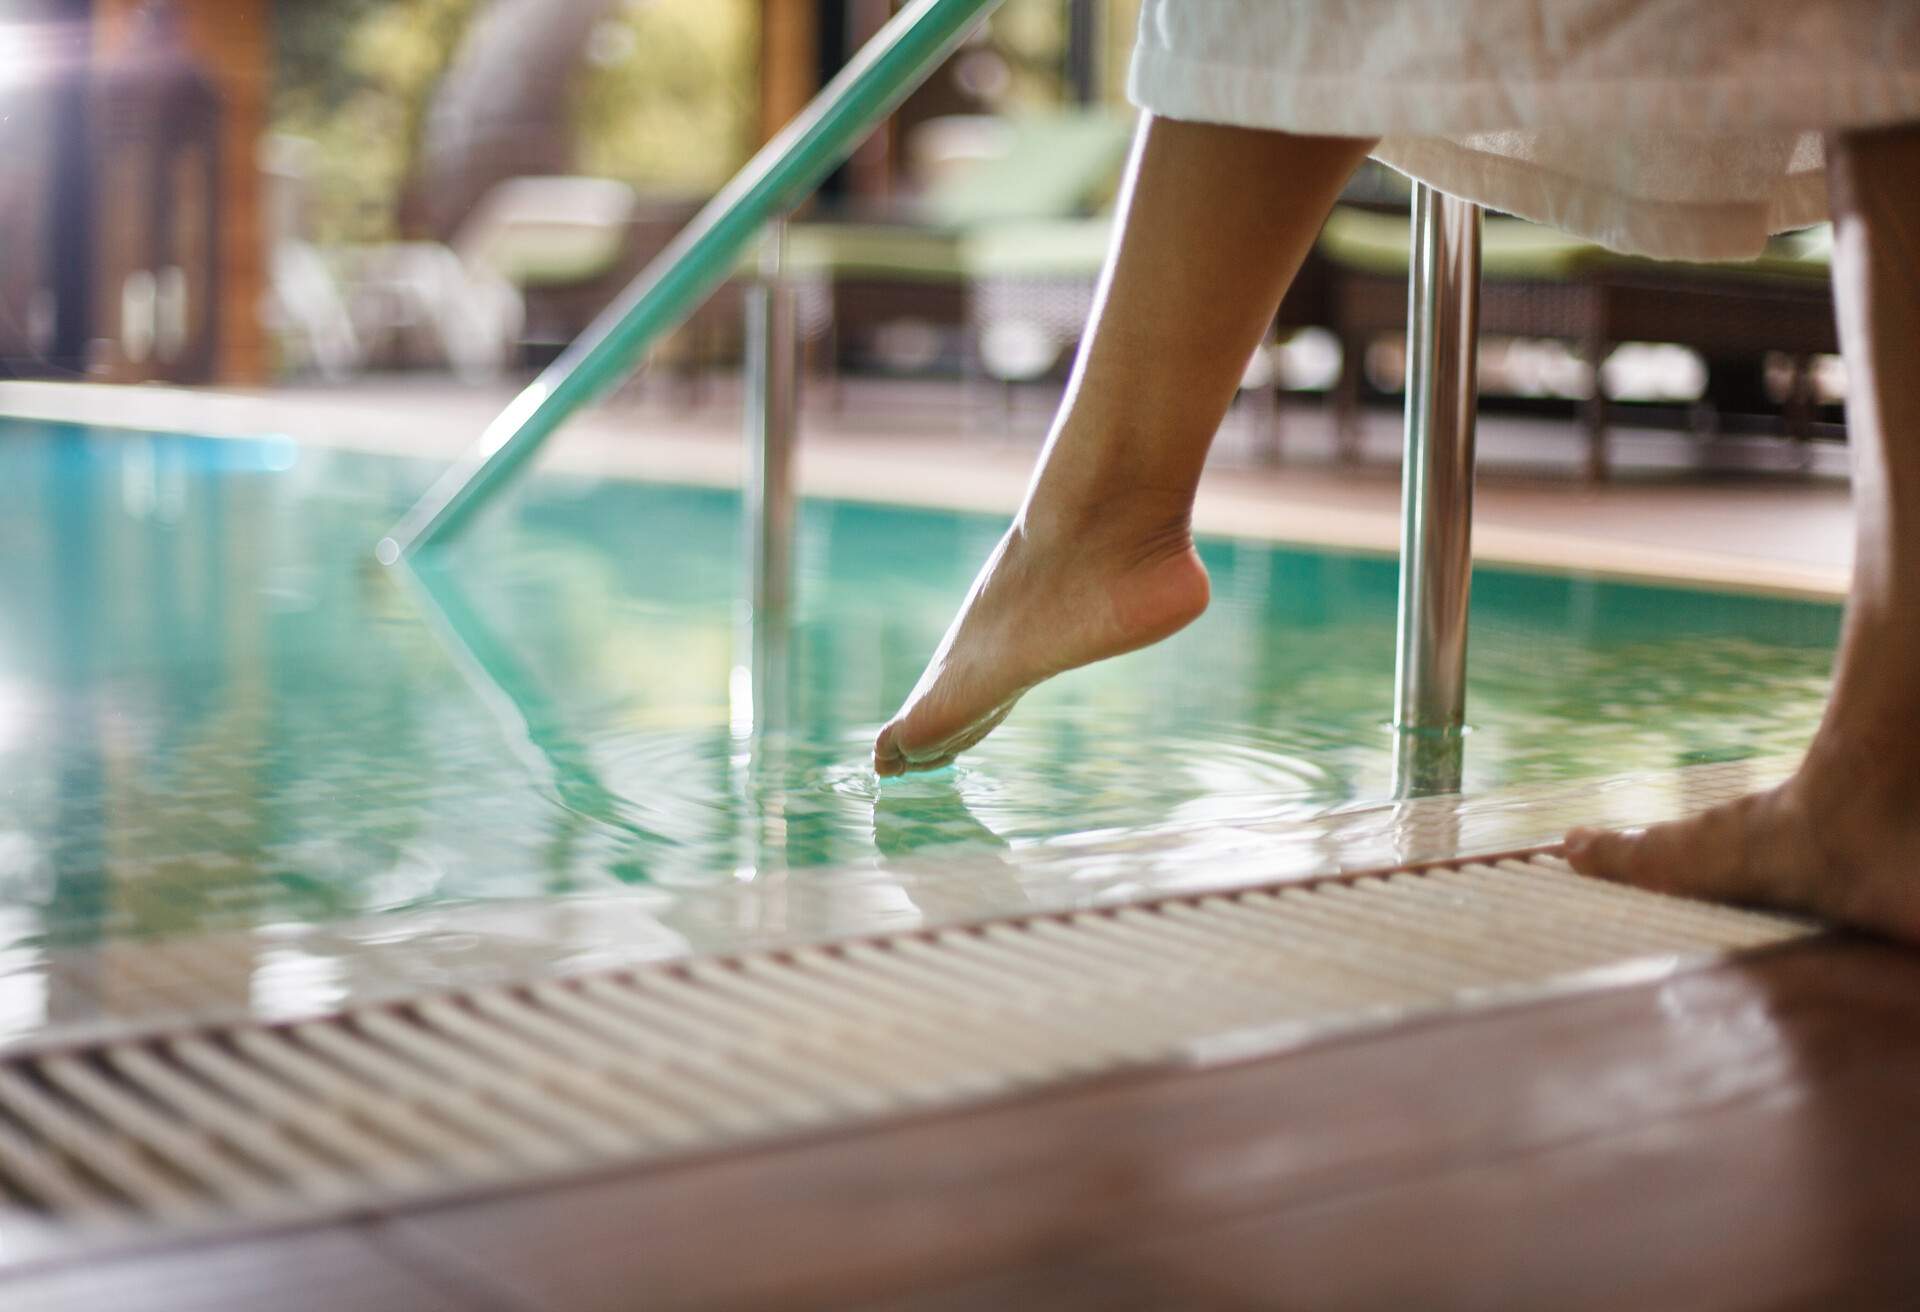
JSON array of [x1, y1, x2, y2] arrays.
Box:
[[0, 850, 1815, 1256]]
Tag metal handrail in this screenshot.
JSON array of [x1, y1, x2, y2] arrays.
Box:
[[377, 0, 1005, 564]]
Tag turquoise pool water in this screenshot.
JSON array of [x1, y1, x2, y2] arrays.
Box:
[[0, 419, 1839, 951]]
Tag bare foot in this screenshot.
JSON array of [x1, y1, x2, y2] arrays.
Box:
[[1565, 740, 1920, 943], [873, 494, 1210, 777]]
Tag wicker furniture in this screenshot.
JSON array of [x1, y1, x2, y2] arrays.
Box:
[[1318, 207, 1838, 479]]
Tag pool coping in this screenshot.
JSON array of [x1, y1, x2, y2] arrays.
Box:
[[0, 754, 1807, 1065], [0, 836, 1821, 1276], [0, 380, 1850, 602]]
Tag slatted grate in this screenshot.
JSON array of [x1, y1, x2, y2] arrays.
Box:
[[0, 850, 1815, 1254]]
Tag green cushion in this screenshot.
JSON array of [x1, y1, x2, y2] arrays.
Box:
[[1317, 206, 1833, 283], [472, 223, 630, 288], [778, 224, 967, 281], [767, 111, 1132, 285], [1318, 206, 1606, 278], [962, 217, 1113, 279], [921, 110, 1134, 229], [763, 217, 1112, 286], [1766, 225, 1832, 274]]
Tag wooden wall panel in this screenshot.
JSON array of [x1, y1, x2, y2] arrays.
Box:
[[95, 0, 270, 384], [758, 0, 820, 146]]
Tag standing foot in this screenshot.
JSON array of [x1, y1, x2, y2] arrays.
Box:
[[873, 493, 1210, 777], [1566, 741, 1920, 943]]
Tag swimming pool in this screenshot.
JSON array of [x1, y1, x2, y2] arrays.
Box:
[[0, 418, 1837, 973]]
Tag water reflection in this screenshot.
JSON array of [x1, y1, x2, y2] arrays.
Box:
[[0, 421, 1841, 956], [872, 770, 1011, 859], [402, 552, 664, 861]]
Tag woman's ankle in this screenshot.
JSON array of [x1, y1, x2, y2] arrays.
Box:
[[1019, 468, 1195, 552]]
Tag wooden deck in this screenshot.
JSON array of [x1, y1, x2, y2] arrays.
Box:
[[7, 934, 1918, 1310]]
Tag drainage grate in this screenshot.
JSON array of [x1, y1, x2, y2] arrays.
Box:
[[0, 850, 1814, 1250]]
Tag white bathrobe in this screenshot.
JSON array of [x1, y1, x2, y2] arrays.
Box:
[[1127, 0, 1920, 258]]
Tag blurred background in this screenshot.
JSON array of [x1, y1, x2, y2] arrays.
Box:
[[0, 0, 1851, 476]]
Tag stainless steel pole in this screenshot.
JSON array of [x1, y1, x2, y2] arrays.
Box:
[[1392, 184, 1482, 797], [744, 216, 799, 623]]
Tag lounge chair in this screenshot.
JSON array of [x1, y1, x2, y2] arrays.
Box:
[[1317, 205, 1836, 478], [261, 136, 362, 380], [784, 109, 1137, 379]]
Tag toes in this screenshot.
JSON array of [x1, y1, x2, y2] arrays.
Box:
[[1566, 824, 1665, 888], [1563, 825, 1622, 877], [872, 724, 908, 777], [873, 716, 964, 778], [872, 729, 955, 779], [1565, 792, 1808, 910], [909, 701, 1016, 767], [1566, 817, 1729, 901], [885, 698, 1020, 774], [896, 723, 951, 767], [1568, 780, 1914, 937]]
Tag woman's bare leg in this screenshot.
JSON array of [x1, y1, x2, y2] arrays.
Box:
[[1569, 123, 1920, 943], [874, 116, 1372, 775]]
